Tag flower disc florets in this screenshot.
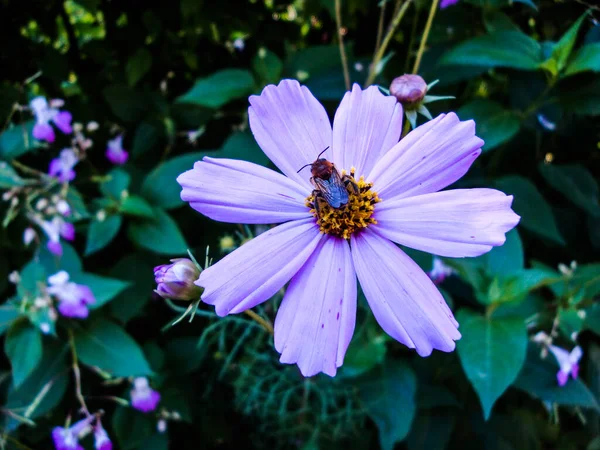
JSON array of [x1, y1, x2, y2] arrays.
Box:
[[306, 169, 380, 240]]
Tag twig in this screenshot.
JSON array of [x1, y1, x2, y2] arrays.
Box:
[[244, 310, 274, 335], [68, 329, 90, 416], [411, 0, 439, 74], [365, 0, 413, 86], [335, 0, 351, 90]]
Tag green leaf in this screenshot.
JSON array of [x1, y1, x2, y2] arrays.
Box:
[[4, 343, 69, 431], [456, 310, 527, 419], [441, 31, 543, 70], [560, 78, 600, 116], [358, 360, 417, 450], [66, 187, 91, 220], [0, 161, 33, 188], [126, 48, 152, 86], [141, 152, 209, 209], [482, 229, 524, 277], [514, 345, 600, 410], [176, 69, 255, 109], [85, 214, 122, 256], [495, 175, 565, 245], [109, 254, 155, 324], [252, 48, 283, 85], [120, 195, 155, 218], [74, 318, 152, 377], [584, 302, 600, 335], [541, 12, 587, 75], [406, 411, 456, 450], [101, 168, 131, 199], [103, 84, 148, 122], [483, 11, 519, 33], [132, 122, 161, 159], [342, 319, 387, 378], [128, 208, 188, 255], [220, 131, 270, 166], [457, 100, 520, 151], [538, 163, 600, 217], [0, 121, 42, 160], [112, 406, 156, 450], [5, 320, 43, 388], [0, 305, 20, 336], [564, 43, 600, 76], [72, 273, 130, 309], [39, 242, 82, 276], [18, 260, 46, 298]]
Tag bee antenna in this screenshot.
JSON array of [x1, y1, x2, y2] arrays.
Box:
[[296, 163, 312, 174], [317, 146, 330, 159]]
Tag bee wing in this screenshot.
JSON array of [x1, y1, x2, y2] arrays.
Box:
[[314, 170, 348, 208]]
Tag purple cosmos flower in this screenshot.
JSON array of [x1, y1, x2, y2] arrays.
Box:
[[428, 257, 455, 285], [177, 80, 520, 377], [47, 271, 96, 319], [52, 416, 94, 450], [105, 135, 129, 165], [548, 345, 582, 386], [49, 148, 79, 183], [30, 97, 73, 143], [154, 258, 202, 301], [130, 377, 161, 413], [37, 216, 75, 256], [94, 420, 113, 450], [440, 0, 459, 8]]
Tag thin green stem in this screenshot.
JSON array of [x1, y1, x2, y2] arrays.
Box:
[[404, 3, 420, 73], [335, 0, 351, 90], [68, 329, 90, 416], [244, 310, 274, 335], [373, 1, 387, 61], [411, 0, 439, 74], [365, 0, 413, 87]]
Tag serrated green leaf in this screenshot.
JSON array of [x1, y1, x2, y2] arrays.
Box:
[[441, 31, 543, 70], [126, 48, 152, 86], [121, 195, 154, 218], [456, 310, 527, 420], [358, 360, 417, 450], [176, 69, 255, 109], [458, 100, 520, 151], [74, 318, 152, 377], [5, 320, 43, 388], [128, 208, 188, 255], [72, 272, 130, 309], [85, 214, 122, 256], [495, 176, 565, 245]]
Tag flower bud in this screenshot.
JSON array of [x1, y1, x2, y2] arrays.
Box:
[[154, 258, 201, 301], [390, 74, 428, 108]]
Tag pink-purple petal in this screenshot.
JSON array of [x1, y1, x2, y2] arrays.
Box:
[[60, 222, 75, 241], [275, 237, 356, 377], [198, 219, 323, 316], [33, 123, 56, 142], [248, 79, 332, 190], [351, 229, 460, 356], [53, 111, 73, 134], [332, 84, 403, 177], [369, 113, 483, 200], [373, 188, 520, 257], [178, 157, 311, 224]]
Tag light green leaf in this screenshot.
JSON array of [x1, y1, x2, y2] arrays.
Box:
[[495, 175, 565, 245], [0, 121, 42, 160], [456, 310, 527, 420], [564, 43, 600, 76], [176, 69, 255, 109], [538, 163, 600, 217], [441, 31, 543, 70], [5, 320, 43, 388], [458, 100, 520, 151], [120, 195, 155, 218], [128, 208, 188, 255], [101, 168, 131, 199], [126, 48, 152, 86], [252, 48, 283, 85], [74, 318, 152, 377], [72, 273, 130, 309], [85, 214, 122, 256], [541, 12, 588, 75], [358, 360, 417, 450]]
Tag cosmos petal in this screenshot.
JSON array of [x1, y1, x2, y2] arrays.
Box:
[[369, 113, 483, 199], [373, 188, 520, 257], [332, 84, 403, 177], [248, 79, 332, 190], [351, 229, 460, 356], [275, 237, 357, 377], [178, 157, 311, 224], [198, 219, 323, 316]]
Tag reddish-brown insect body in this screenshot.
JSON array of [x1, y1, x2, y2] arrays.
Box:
[[310, 158, 335, 181]]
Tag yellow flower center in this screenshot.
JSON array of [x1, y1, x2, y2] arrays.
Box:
[[305, 169, 380, 240]]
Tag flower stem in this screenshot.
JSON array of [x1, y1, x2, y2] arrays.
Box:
[[68, 329, 90, 416], [335, 0, 351, 90], [365, 0, 413, 87], [411, 0, 439, 74], [373, 1, 387, 62], [244, 310, 274, 335]]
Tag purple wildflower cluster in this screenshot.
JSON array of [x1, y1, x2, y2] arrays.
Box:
[[130, 377, 161, 413], [52, 416, 112, 450], [47, 271, 96, 319], [30, 97, 72, 143], [105, 134, 129, 165]]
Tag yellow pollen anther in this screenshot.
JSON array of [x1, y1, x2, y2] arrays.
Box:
[[305, 170, 380, 240]]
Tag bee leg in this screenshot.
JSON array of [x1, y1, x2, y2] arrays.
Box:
[[312, 190, 325, 218], [341, 175, 359, 195]]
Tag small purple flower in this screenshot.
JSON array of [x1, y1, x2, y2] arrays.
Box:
[[105, 135, 128, 165], [177, 80, 520, 377], [30, 96, 73, 143], [154, 258, 202, 301], [94, 420, 113, 450], [548, 345, 582, 386], [47, 271, 96, 319], [130, 377, 161, 413], [428, 257, 455, 285], [440, 0, 459, 8], [49, 148, 79, 183], [52, 416, 94, 450], [37, 216, 75, 256]]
